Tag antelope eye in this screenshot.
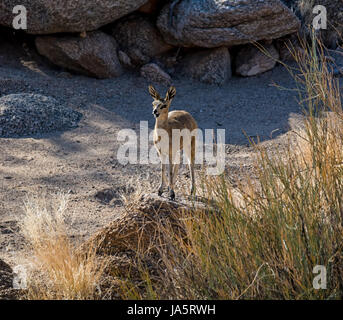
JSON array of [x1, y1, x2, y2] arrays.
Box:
[[160, 104, 167, 109]]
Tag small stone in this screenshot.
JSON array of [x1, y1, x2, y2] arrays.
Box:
[[180, 47, 231, 85], [235, 44, 279, 77], [140, 63, 172, 86], [118, 50, 133, 68]]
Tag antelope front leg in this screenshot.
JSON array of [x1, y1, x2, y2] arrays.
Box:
[[158, 162, 167, 196], [172, 163, 179, 185]]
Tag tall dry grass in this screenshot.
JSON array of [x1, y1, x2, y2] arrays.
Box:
[[21, 193, 107, 300]]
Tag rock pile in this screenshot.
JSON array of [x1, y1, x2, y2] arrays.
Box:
[[3, 0, 332, 85]]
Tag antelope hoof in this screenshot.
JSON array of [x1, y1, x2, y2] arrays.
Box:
[[168, 189, 175, 201], [157, 186, 164, 196]]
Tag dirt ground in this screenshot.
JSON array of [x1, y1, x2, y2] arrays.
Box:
[[0, 34, 307, 268]]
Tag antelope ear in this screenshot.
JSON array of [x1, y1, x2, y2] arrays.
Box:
[[148, 85, 161, 100], [165, 86, 176, 101]]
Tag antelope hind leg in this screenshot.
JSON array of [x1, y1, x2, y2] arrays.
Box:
[[184, 141, 196, 196], [189, 163, 196, 195], [168, 163, 175, 200]]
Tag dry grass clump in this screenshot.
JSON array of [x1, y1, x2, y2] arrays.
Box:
[[21, 193, 107, 300]]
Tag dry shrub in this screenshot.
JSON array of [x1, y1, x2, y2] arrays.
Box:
[[21, 193, 107, 300]]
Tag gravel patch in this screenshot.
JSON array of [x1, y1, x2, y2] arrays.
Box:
[[0, 93, 81, 137], [0, 79, 29, 96]]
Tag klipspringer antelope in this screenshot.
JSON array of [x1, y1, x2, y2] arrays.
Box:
[[149, 85, 198, 200]]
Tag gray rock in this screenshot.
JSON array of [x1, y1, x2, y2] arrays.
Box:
[[0, 0, 149, 34], [36, 31, 123, 79], [0, 260, 23, 300], [140, 63, 172, 86], [289, 0, 343, 49], [0, 259, 15, 300], [118, 50, 134, 69], [326, 49, 343, 77], [235, 44, 279, 77], [180, 47, 231, 85], [327, 49, 343, 67], [0, 94, 81, 137], [0, 259, 12, 290], [300, 1, 343, 32], [331, 66, 343, 77], [157, 0, 300, 48], [112, 15, 173, 66]]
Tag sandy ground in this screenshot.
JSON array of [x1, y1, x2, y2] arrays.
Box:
[[0, 33, 306, 267]]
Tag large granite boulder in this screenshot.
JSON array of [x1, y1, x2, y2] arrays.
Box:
[[36, 31, 123, 79], [112, 15, 173, 66], [0, 0, 149, 34], [157, 0, 300, 48]]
